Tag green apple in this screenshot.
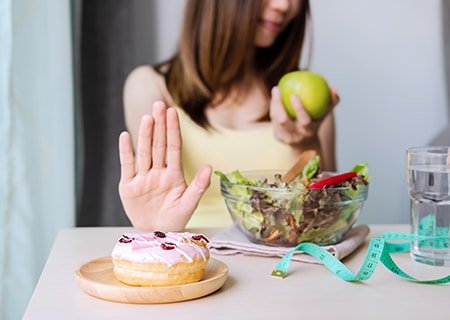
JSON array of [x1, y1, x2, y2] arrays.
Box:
[[278, 71, 330, 120]]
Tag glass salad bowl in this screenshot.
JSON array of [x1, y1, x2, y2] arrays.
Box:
[[218, 169, 369, 247]]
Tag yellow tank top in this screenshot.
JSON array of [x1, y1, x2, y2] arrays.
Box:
[[175, 106, 298, 229]]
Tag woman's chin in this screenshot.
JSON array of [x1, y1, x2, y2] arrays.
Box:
[[254, 37, 276, 48]]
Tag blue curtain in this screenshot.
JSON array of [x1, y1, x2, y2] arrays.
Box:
[[0, 0, 13, 316], [0, 0, 75, 319]]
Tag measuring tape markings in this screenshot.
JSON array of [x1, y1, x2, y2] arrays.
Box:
[[271, 232, 450, 284]]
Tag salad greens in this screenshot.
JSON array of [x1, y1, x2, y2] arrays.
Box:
[[216, 158, 369, 246]]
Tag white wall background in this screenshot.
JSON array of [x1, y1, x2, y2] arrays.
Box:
[[311, 0, 448, 224], [152, 0, 448, 224], [153, 0, 185, 60]]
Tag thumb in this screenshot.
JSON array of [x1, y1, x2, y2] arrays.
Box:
[[270, 86, 289, 123], [180, 164, 212, 212]]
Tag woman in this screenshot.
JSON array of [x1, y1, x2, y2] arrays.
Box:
[[119, 0, 339, 231]]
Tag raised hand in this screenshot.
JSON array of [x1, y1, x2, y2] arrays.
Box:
[[118, 101, 212, 231]]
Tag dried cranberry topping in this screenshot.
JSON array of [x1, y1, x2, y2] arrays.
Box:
[[154, 231, 166, 238], [160, 242, 176, 250], [119, 236, 132, 243], [191, 234, 210, 243]]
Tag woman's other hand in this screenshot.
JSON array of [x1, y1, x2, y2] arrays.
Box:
[[118, 101, 212, 231], [270, 86, 339, 145], [270, 86, 339, 170]]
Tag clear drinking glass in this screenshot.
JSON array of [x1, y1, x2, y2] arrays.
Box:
[[407, 146, 450, 266]]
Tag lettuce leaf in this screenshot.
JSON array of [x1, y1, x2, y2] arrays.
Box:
[[351, 162, 370, 181]]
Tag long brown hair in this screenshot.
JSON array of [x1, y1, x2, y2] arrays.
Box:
[[156, 0, 311, 127]]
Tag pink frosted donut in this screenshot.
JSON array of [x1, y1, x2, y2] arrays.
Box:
[[111, 231, 210, 286]]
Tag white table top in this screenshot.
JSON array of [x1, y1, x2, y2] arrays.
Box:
[[23, 225, 450, 320]]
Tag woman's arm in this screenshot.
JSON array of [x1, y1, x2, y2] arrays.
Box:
[[317, 112, 336, 172]]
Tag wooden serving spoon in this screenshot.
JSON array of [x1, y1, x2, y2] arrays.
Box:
[[281, 150, 317, 183]]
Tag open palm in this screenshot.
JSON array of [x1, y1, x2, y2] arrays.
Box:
[[118, 102, 212, 231]]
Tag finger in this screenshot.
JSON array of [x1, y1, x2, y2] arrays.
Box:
[[290, 94, 311, 126], [151, 101, 167, 169], [318, 87, 339, 121], [329, 87, 340, 109], [119, 131, 136, 183], [270, 86, 290, 124], [181, 164, 212, 212], [136, 114, 154, 174], [166, 107, 183, 170]]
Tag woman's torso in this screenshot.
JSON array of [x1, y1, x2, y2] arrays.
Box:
[[175, 109, 297, 229]]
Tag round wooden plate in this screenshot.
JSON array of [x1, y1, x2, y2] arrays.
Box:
[[75, 257, 228, 304]]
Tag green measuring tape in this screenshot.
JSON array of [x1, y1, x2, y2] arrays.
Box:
[[271, 231, 450, 284]]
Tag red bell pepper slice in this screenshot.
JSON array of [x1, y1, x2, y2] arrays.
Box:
[[307, 171, 357, 189]]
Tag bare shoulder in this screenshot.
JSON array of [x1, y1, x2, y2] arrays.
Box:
[[123, 65, 173, 142], [123, 65, 167, 108], [125, 65, 162, 88]]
